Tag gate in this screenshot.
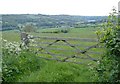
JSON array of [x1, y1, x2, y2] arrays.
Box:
[[27, 36, 104, 65]]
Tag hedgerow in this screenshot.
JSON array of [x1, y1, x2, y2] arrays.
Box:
[[93, 8, 120, 82]]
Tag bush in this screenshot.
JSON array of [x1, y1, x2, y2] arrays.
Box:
[[90, 52, 119, 82], [41, 28, 70, 33], [2, 40, 45, 82], [2, 50, 45, 82], [60, 29, 69, 33], [94, 8, 120, 82], [41, 29, 60, 33], [18, 24, 37, 33]]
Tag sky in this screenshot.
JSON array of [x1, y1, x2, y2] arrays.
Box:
[[0, 0, 120, 16]]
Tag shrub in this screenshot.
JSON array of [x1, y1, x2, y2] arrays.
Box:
[[2, 40, 45, 82], [41, 28, 70, 33], [41, 29, 60, 33], [60, 29, 69, 33], [94, 8, 120, 82], [18, 24, 37, 33]]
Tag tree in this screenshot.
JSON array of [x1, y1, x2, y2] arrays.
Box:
[[22, 24, 37, 32]]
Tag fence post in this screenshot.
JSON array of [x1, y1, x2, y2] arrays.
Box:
[[118, 1, 120, 26], [20, 32, 29, 47]]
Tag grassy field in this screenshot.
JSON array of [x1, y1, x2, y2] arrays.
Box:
[[33, 27, 99, 38], [2, 27, 105, 82], [2, 27, 100, 41], [2, 30, 20, 42]]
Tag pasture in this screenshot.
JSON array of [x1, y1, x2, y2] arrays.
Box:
[[2, 27, 100, 41], [2, 27, 105, 82]]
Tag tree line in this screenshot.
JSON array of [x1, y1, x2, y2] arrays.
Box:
[[1, 14, 107, 31]]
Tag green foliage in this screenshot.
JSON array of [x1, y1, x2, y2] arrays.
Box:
[[60, 28, 70, 33], [41, 28, 61, 33], [96, 8, 120, 57], [18, 24, 37, 33], [2, 49, 45, 82], [94, 8, 120, 82], [24, 24, 37, 32], [91, 53, 119, 82]]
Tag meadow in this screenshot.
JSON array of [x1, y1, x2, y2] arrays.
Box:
[[2, 27, 105, 82]]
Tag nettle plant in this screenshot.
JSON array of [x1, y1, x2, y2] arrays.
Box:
[[94, 8, 120, 82]]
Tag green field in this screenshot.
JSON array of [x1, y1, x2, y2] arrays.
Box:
[[2, 27, 100, 41], [2, 27, 105, 82]]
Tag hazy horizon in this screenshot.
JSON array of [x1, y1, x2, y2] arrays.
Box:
[[0, 0, 119, 16]]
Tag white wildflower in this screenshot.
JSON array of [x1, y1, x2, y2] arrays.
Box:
[[28, 35, 33, 39], [3, 39, 7, 43], [97, 61, 100, 64], [2, 39, 22, 55], [31, 39, 35, 42]]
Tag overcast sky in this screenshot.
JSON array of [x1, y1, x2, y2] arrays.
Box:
[[0, 0, 120, 16]]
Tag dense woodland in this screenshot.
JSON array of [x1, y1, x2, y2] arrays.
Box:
[[1, 14, 107, 30]]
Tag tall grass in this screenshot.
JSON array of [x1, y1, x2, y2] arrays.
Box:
[[19, 60, 94, 82]]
